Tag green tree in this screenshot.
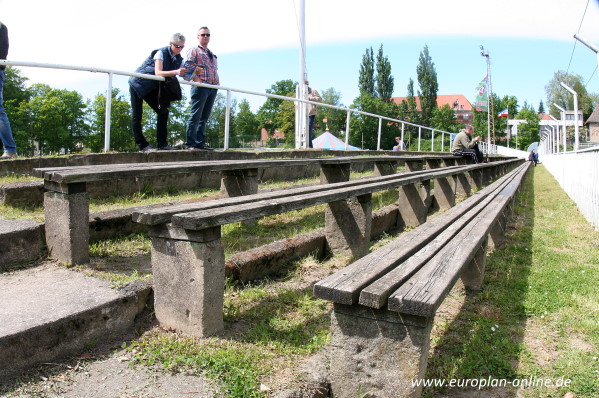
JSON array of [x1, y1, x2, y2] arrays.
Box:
[[397, 78, 419, 149], [538, 100, 545, 114], [2, 67, 32, 154], [235, 99, 260, 147], [350, 95, 400, 150], [431, 104, 458, 133], [545, 71, 594, 119], [375, 45, 394, 101], [319, 87, 346, 136], [89, 88, 135, 153], [515, 107, 540, 150], [416, 45, 438, 127], [24, 84, 89, 155], [358, 47, 375, 97], [166, 93, 189, 147], [206, 93, 237, 149], [277, 94, 296, 147], [257, 79, 296, 137]]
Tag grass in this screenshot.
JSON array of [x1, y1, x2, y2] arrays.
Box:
[[423, 165, 598, 397]]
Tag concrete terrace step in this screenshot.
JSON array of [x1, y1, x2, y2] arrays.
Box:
[[0, 265, 152, 380]]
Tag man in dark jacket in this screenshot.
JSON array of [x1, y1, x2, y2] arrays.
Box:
[[129, 33, 187, 152], [0, 21, 18, 159]]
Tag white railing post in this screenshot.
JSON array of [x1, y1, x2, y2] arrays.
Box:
[[104, 72, 113, 152], [401, 123, 405, 149], [431, 129, 435, 151], [418, 126, 422, 152], [344, 110, 351, 150], [224, 89, 231, 150], [377, 117, 382, 150]]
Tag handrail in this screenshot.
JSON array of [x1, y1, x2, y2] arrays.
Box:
[[1, 59, 457, 153]]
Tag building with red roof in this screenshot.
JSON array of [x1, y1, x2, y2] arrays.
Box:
[[391, 94, 473, 124]]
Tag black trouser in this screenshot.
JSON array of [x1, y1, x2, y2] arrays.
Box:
[[454, 145, 483, 163], [130, 86, 169, 149]]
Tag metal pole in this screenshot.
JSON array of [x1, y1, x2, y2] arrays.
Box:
[[344, 110, 351, 150], [560, 82, 580, 151], [554, 103, 567, 152], [431, 129, 434, 151], [377, 117, 382, 150], [296, 0, 307, 148], [103, 72, 113, 152], [480, 46, 491, 151], [401, 123, 405, 149], [224, 90, 231, 150], [418, 126, 421, 152]]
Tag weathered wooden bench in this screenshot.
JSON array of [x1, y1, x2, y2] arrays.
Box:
[[312, 160, 530, 398], [32, 155, 476, 265], [131, 158, 522, 338]]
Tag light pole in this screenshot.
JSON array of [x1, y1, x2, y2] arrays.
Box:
[[553, 103, 567, 152], [560, 82, 580, 151], [480, 45, 492, 152]]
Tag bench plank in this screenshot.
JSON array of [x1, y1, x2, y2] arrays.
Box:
[[386, 163, 529, 317], [312, 163, 523, 305]]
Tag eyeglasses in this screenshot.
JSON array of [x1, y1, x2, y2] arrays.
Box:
[[171, 43, 184, 49], [199, 33, 211, 37]]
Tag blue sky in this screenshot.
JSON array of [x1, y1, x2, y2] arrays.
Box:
[[2, 0, 599, 112]]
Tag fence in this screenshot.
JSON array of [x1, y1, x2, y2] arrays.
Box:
[[541, 147, 599, 231], [0, 59, 455, 152]]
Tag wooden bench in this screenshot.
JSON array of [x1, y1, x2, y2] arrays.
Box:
[[32, 155, 475, 265], [131, 158, 522, 338], [312, 160, 530, 398]]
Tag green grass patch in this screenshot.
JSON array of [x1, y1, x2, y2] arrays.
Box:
[[423, 165, 599, 397]]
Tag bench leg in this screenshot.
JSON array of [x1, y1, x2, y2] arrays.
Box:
[[433, 175, 457, 210], [150, 225, 225, 337], [397, 181, 430, 228], [455, 172, 472, 197], [320, 163, 351, 184], [220, 168, 259, 197], [330, 304, 433, 398], [373, 161, 397, 176], [325, 194, 372, 258], [44, 190, 89, 265], [460, 237, 488, 291]]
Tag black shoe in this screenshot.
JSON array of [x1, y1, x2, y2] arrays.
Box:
[[157, 145, 178, 150]]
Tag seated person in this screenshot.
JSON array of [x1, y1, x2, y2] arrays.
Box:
[[451, 124, 484, 163]]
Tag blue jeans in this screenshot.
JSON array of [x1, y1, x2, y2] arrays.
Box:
[[186, 86, 217, 147], [0, 70, 17, 154]]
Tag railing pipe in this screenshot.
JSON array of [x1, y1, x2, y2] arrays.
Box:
[[104, 72, 113, 152], [376, 117, 382, 150]]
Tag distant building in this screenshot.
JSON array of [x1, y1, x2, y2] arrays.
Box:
[[584, 106, 599, 143], [391, 94, 473, 123]]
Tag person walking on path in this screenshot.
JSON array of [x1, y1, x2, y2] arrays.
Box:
[[184, 26, 219, 150], [0, 21, 18, 159], [451, 124, 484, 163], [129, 33, 187, 152]]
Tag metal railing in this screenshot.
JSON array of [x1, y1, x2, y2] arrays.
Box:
[[540, 147, 599, 231], [1, 59, 456, 152]]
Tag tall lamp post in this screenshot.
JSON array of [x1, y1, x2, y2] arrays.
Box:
[[560, 82, 580, 151], [553, 103, 567, 152], [480, 45, 492, 152]]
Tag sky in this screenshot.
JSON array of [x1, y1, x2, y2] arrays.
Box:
[[2, 0, 599, 113]]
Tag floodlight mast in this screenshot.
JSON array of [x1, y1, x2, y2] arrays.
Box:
[[560, 82, 580, 151], [553, 103, 567, 152], [480, 45, 492, 151]]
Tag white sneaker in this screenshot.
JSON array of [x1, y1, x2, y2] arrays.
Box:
[[0, 152, 18, 159]]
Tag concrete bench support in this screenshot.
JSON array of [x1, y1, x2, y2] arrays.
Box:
[[373, 160, 397, 176], [460, 237, 489, 291], [397, 180, 431, 229], [426, 159, 456, 210], [220, 168, 259, 197], [330, 304, 432, 398], [44, 182, 89, 265], [325, 193, 372, 258], [149, 225, 225, 337]]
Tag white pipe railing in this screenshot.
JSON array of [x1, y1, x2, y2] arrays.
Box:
[[1, 59, 455, 152], [541, 148, 599, 231]]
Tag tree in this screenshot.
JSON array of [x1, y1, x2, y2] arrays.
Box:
[[319, 87, 346, 136], [276, 94, 296, 147], [350, 95, 400, 150], [89, 88, 135, 153], [24, 84, 89, 155], [376, 45, 394, 101], [431, 104, 458, 133], [515, 107, 540, 150], [545, 70, 594, 119], [257, 79, 296, 137], [236, 99, 260, 147], [358, 47, 375, 97], [416, 45, 438, 127], [538, 100, 545, 114], [2, 67, 32, 154], [206, 93, 237, 149]]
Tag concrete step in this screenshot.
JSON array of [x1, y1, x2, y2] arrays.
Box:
[[0, 265, 152, 380]]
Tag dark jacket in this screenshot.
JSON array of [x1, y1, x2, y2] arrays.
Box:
[[0, 22, 9, 71], [129, 46, 182, 99]]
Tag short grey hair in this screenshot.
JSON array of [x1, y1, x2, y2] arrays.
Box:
[[198, 26, 209, 34], [171, 33, 185, 44]]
